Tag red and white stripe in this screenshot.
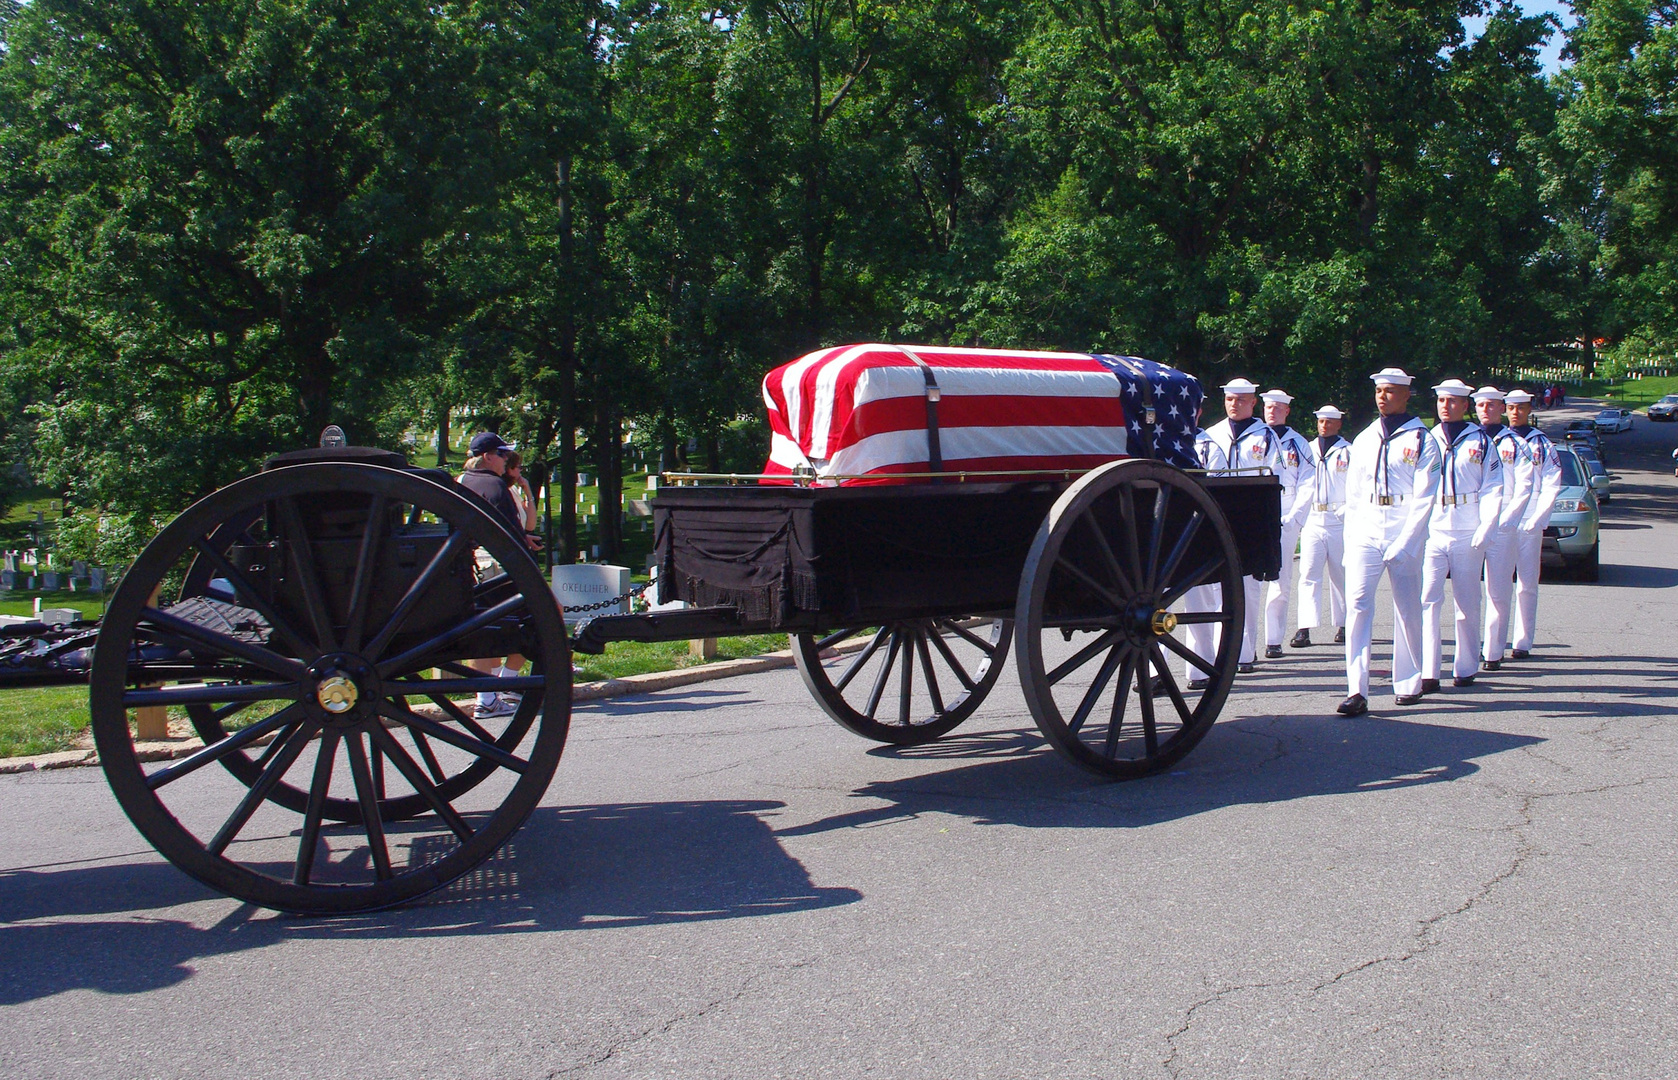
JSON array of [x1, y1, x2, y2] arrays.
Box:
[[762, 344, 1128, 485]]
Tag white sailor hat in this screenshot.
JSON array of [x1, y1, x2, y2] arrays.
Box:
[[1260, 388, 1293, 405], [1221, 377, 1259, 395], [1432, 378, 1475, 397], [1503, 389, 1534, 404], [1471, 385, 1505, 403], [1313, 404, 1344, 419], [1370, 367, 1413, 386]]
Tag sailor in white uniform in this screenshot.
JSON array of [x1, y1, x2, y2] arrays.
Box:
[[1337, 367, 1442, 717], [1202, 377, 1284, 672], [1183, 411, 1229, 688], [1473, 387, 1533, 670], [1260, 389, 1317, 658], [1505, 389, 1563, 659], [1293, 405, 1351, 649], [1419, 379, 1503, 690]]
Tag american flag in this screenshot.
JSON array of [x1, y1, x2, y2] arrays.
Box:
[[761, 344, 1204, 484], [1093, 354, 1204, 470]]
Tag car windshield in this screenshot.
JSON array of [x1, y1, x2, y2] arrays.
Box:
[[1663, 396, 1678, 404], [1596, 411, 1616, 419], [1557, 451, 1585, 487]]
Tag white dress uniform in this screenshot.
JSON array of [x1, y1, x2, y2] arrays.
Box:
[[1419, 413, 1503, 683], [1263, 422, 1317, 649], [1203, 415, 1284, 665], [1509, 419, 1563, 654], [1298, 430, 1352, 633], [1182, 429, 1229, 683], [1480, 418, 1533, 665], [1342, 386, 1442, 701]]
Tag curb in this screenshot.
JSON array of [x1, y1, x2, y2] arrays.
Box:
[[0, 643, 818, 775]]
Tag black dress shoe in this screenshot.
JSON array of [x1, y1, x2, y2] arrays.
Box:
[[1421, 678, 1440, 694], [1481, 660, 1501, 671], [1337, 694, 1368, 716], [1453, 675, 1476, 687], [1334, 627, 1345, 644], [1238, 662, 1256, 674], [1395, 693, 1424, 705], [1264, 645, 1283, 659], [1290, 629, 1311, 649], [1187, 678, 1210, 691], [1511, 649, 1530, 659]]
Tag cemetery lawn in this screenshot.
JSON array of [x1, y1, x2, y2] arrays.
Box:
[[572, 633, 791, 682], [0, 589, 105, 620]]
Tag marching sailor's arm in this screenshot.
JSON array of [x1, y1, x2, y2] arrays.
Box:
[[1384, 432, 1441, 561], [1525, 444, 1563, 532], [1498, 442, 1534, 529], [1284, 441, 1317, 529], [1471, 446, 1504, 549]]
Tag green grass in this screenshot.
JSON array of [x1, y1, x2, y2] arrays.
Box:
[[1572, 375, 1678, 413], [572, 633, 790, 682], [0, 685, 90, 758], [0, 589, 106, 620]]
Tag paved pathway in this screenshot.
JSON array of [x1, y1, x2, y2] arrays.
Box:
[[2, 407, 1676, 1079]]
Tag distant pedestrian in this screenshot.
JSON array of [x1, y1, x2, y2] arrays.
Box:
[[459, 432, 538, 719]]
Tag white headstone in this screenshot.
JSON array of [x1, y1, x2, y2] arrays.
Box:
[[38, 607, 81, 626], [41, 571, 59, 590], [646, 564, 687, 611], [90, 567, 107, 592], [551, 563, 631, 625], [0, 570, 12, 589], [3, 552, 15, 572]]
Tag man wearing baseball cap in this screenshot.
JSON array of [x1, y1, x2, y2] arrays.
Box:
[[1337, 368, 1441, 716], [1419, 379, 1502, 692], [1505, 390, 1563, 659], [1473, 387, 1533, 670], [1259, 389, 1317, 659], [1203, 378, 1284, 673], [1294, 404, 1351, 649]]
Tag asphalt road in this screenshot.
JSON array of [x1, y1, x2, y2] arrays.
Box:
[[3, 401, 1677, 1080]]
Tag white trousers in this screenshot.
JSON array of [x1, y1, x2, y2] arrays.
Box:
[[1344, 536, 1425, 699], [1481, 529, 1518, 662], [1241, 576, 1262, 664], [1181, 583, 1222, 682], [1297, 517, 1345, 631], [1511, 527, 1544, 652], [1421, 533, 1485, 681], [1264, 519, 1305, 646]]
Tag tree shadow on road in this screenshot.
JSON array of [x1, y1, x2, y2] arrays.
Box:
[[0, 798, 859, 1005]]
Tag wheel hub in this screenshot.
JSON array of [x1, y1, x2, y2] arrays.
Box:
[[304, 654, 381, 726], [1150, 609, 1177, 636]]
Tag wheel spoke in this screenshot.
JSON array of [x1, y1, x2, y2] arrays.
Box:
[[138, 606, 307, 681], [376, 593, 527, 679], [191, 536, 313, 655], [1160, 556, 1227, 609], [1068, 643, 1127, 735], [124, 681, 300, 709], [1047, 628, 1123, 685], [408, 727, 448, 785], [206, 719, 318, 856], [1155, 510, 1203, 594], [1149, 645, 1195, 727], [815, 627, 862, 651], [293, 730, 340, 885], [344, 731, 393, 881], [834, 626, 891, 692], [362, 529, 471, 660], [898, 630, 914, 727], [1155, 629, 1217, 678], [378, 702, 529, 774], [1171, 610, 1234, 625], [1136, 661, 1160, 757], [342, 494, 388, 652], [1145, 484, 1172, 590], [937, 619, 1000, 656], [368, 724, 475, 843], [422, 692, 499, 744], [1115, 483, 1145, 589], [276, 497, 339, 653], [863, 631, 902, 720], [1053, 556, 1125, 611], [926, 625, 978, 692], [914, 630, 945, 715], [146, 705, 302, 790], [1103, 652, 1138, 759], [1080, 512, 1136, 597]]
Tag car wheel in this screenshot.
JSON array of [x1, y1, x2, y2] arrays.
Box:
[[1579, 543, 1600, 582]]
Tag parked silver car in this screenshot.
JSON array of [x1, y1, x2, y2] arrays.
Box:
[[1544, 448, 1600, 581], [1648, 394, 1678, 421]]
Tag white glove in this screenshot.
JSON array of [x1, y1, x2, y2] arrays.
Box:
[[1382, 542, 1407, 563], [1471, 527, 1492, 550]]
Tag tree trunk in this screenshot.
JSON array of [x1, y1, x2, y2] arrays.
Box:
[[434, 398, 450, 468], [594, 401, 623, 563], [556, 154, 578, 565]]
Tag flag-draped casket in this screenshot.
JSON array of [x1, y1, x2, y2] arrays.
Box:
[[762, 344, 1203, 484]]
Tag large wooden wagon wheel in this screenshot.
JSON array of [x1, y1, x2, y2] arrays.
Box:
[[792, 618, 1012, 745], [90, 462, 571, 914], [1015, 459, 1243, 779]]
